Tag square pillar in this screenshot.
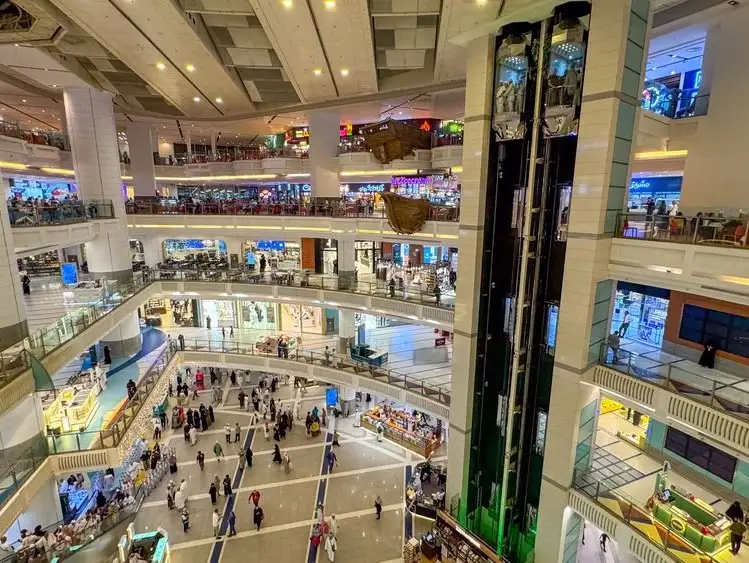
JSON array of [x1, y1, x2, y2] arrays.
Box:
[[309, 109, 341, 200], [126, 122, 158, 198]]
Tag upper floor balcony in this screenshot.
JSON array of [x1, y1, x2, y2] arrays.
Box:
[[8, 200, 115, 228], [641, 85, 709, 120]]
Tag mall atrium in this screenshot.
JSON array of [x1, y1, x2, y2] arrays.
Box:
[[0, 0, 746, 562]]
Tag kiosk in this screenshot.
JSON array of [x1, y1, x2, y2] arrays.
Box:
[[350, 343, 388, 367], [360, 404, 443, 458]]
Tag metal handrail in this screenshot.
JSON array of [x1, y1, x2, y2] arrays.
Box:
[[615, 212, 749, 248], [175, 338, 451, 407], [599, 341, 749, 423], [151, 267, 455, 310], [125, 201, 460, 222], [8, 200, 115, 228]]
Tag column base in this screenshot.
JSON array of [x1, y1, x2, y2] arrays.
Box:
[[101, 332, 142, 357], [338, 270, 356, 290], [0, 319, 29, 350], [88, 269, 135, 285]]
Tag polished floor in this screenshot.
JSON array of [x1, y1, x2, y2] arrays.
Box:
[[134, 377, 446, 563], [603, 338, 749, 419], [583, 412, 749, 563], [167, 322, 453, 393]]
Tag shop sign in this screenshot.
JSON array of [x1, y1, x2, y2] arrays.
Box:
[[391, 175, 432, 186], [435, 337, 446, 347], [256, 240, 286, 252], [339, 123, 353, 137], [341, 183, 386, 193], [288, 183, 311, 193], [628, 176, 683, 195]]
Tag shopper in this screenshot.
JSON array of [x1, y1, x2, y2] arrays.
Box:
[[283, 452, 292, 474], [213, 474, 221, 497], [181, 508, 190, 533], [248, 489, 261, 507], [264, 422, 270, 441], [330, 514, 338, 537], [599, 532, 609, 553], [731, 518, 747, 554], [223, 474, 232, 497], [324, 346, 331, 366], [608, 332, 621, 364], [224, 424, 232, 444], [332, 431, 340, 447], [727, 501, 745, 522], [0, 536, 14, 558], [227, 510, 237, 537], [234, 422, 241, 443], [246, 446, 253, 468], [212, 509, 221, 537], [238, 390, 246, 409], [388, 278, 395, 298], [327, 450, 337, 473], [272, 444, 283, 464], [618, 310, 631, 338], [221, 327, 226, 339], [374, 495, 382, 519], [209, 483, 218, 505], [230, 326, 235, 339], [206, 315, 212, 330], [253, 504, 264, 531], [197, 451, 205, 471], [699, 340, 718, 369], [213, 441, 224, 462], [324, 534, 337, 562]]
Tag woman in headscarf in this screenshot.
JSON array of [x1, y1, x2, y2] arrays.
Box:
[[272, 444, 283, 464]]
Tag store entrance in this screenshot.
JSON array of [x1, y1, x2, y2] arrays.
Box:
[[611, 282, 670, 348]]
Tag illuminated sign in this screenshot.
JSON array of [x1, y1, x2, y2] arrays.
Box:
[[419, 121, 432, 132], [391, 175, 432, 186], [339, 123, 353, 137], [340, 183, 386, 193], [294, 128, 309, 139]]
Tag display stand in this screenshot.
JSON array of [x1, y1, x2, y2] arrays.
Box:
[[434, 511, 503, 563], [42, 383, 100, 433], [360, 405, 443, 458]]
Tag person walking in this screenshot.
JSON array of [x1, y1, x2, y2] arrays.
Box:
[[324, 534, 337, 562], [223, 474, 232, 497], [213, 474, 222, 497], [253, 504, 264, 531], [246, 446, 253, 468], [221, 327, 226, 339], [227, 510, 237, 537], [189, 425, 198, 446], [374, 495, 382, 520], [181, 507, 190, 533], [330, 514, 338, 537], [209, 482, 218, 505], [608, 331, 621, 364], [327, 449, 337, 473], [324, 346, 331, 366], [731, 518, 747, 554], [264, 422, 270, 441], [230, 326, 235, 339], [234, 422, 241, 443], [332, 430, 340, 447], [197, 451, 205, 471], [248, 489, 260, 508], [212, 509, 221, 537], [213, 441, 224, 462], [618, 310, 631, 338], [283, 452, 292, 474], [599, 532, 609, 553], [224, 424, 232, 444], [272, 444, 283, 464]]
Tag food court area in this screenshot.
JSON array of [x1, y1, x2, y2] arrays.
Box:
[[574, 395, 749, 562]]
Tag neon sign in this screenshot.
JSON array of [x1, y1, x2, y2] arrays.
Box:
[[391, 175, 432, 186], [419, 121, 431, 132]]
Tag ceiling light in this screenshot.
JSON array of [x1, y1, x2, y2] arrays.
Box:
[[281, 0, 293, 7], [324, 0, 335, 8], [13, 44, 18, 47], [476, 0, 486, 4], [313, 68, 322, 76], [215, 97, 223, 103], [185, 64, 196, 72], [22, 99, 26, 103], [156, 62, 166, 70], [51, 84, 58, 88], [340, 68, 349, 77], [193, 96, 200, 102]]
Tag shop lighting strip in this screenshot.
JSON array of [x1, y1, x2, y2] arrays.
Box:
[[0, 161, 29, 170], [634, 150, 688, 160]]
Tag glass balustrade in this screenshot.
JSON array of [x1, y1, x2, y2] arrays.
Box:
[[615, 213, 749, 249], [8, 200, 115, 228]]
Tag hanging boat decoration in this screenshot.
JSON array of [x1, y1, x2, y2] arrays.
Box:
[[362, 119, 431, 164], [380, 192, 431, 234]]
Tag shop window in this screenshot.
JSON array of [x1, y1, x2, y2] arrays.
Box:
[[679, 304, 749, 360], [664, 427, 737, 482]]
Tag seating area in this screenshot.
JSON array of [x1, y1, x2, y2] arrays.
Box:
[[617, 212, 749, 247]]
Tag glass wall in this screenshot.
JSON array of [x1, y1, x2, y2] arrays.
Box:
[[280, 304, 324, 334], [238, 301, 277, 331], [611, 283, 670, 348]]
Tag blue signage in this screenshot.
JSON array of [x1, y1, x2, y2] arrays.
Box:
[[61, 262, 78, 286], [326, 387, 339, 407], [628, 176, 683, 196], [256, 240, 286, 252]]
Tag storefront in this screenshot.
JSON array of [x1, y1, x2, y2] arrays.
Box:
[[18, 251, 61, 277], [200, 299, 237, 328], [162, 239, 227, 262], [242, 240, 300, 270], [140, 298, 198, 329], [389, 174, 460, 206], [238, 301, 277, 331], [280, 303, 325, 334], [7, 176, 77, 200], [627, 176, 682, 211], [360, 403, 444, 458], [612, 282, 670, 347], [339, 183, 388, 206], [354, 241, 381, 274], [600, 396, 650, 450]]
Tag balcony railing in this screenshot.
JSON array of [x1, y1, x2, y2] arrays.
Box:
[[599, 342, 749, 421], [0, 434, 49, 511], [8, 200, 115, 228], [47, 344, 175, 454], [151, 268, 455, 310], [126, 200, 460, 222], [616, 212, 749, 249], [0, 121, 70, 151], [574, 468, 722, 562], [178, 338, 451, 405], [641, 86, 709, 119]]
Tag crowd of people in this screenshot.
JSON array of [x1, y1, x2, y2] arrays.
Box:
[[6, 194, 108, 226]]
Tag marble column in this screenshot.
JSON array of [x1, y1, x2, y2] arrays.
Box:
[[126, 122, 158, 198], [0, 175, 28, 348], [536, 1, 650, 562], [309, 109, 340, 200], [337, 309, 355, 355], [444, 34, 495, 520], [336, 237, 356, 290], [64, 87, 141, 356]]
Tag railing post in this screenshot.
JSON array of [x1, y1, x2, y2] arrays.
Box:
[[710, 379, 717, 407]]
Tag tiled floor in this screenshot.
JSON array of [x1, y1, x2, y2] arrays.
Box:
[[134, 382, 446, 563]]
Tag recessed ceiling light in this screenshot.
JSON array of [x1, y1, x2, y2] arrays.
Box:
[[281, 0, 293, 7], [42, 110, 45, 113], [51, 84, 58, 88], [22, 99, 26, 103], [193, 96, 200, 102], [340, 68, 349, 76], [156, 62, 166, 70], [476, 0, 486, 4], [313, 68, 322, 76], [215, 97, 223, 103], [13, 44, 18, 47], [324, 0, 335, 8], [185, 64, 196, 72]]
